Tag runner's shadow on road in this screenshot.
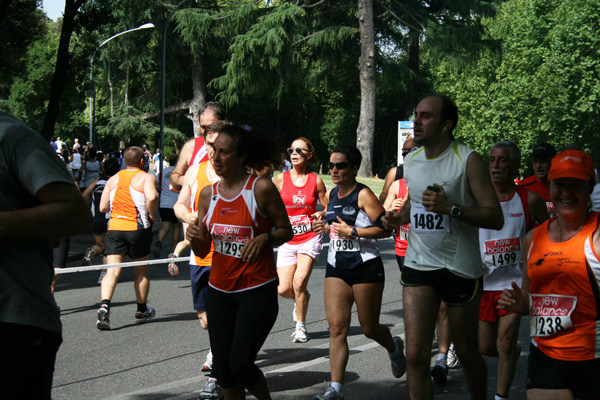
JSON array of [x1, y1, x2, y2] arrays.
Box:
[[59, 300, 136, 316], [268, 370, 360, 393]]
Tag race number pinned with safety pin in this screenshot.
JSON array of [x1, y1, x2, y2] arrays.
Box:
[[211, 223, 253, 259], [411, 203, 450, 234], [329, 225, 360, 252], [289, 215, 312, 235], [484, 237, 523, 267], [529, 294, 577, 337]]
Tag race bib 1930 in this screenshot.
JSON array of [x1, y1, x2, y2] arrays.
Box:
[[329, 225, 360, 252], [530, 294, 577, 337], [484, 237, 522, 267], [211, 223, 253, 259], [411, 203, 450, 234]]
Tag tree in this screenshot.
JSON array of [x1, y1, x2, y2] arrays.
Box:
[[356, 0, 376, 176]]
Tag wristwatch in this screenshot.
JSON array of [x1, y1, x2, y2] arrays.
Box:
[[450, 204, 462, 218], [351, 226, 358, 239]]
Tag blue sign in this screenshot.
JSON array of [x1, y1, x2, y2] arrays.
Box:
[[399, 121, 414, 129]]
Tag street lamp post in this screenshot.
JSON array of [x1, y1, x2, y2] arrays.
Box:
[[88, 23, 155, 146]]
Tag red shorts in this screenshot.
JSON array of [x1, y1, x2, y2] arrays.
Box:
[[479, 290, 515, 323]]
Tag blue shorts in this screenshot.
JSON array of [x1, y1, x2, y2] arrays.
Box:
[[190, 265, 211, 311]]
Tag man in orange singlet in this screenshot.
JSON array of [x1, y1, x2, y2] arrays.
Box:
[[96, 146, 158, 330]]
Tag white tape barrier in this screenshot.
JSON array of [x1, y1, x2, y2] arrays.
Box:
[[54, 237, 393, 275], [54, 256, 191, 274]]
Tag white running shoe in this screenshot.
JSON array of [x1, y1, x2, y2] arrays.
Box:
[[96, 305, 110, 330], [447, 342, 460, 369], [201, 349, 213, 372], [292, 327, 308, 343], [198, 377, 223, 399], [390, 336, 407, 378], [313, 383, 343, 400], [134, 306, 156, 324], [97, 270, 106, 285], [167, 253, 179, 277]]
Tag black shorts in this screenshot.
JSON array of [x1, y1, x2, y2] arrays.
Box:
[[527, 343, 600, 399], [325, 257, 385, 286], [158, 208, 180, 224], [93, 217, 109, 235], [401, 266, 482, 305], [105, 228, 152, 259]]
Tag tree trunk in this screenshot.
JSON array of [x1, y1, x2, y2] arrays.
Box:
[[41, 0, 87, 140], [108, 62, 114, 117], [188, 51, 207, 138], [356, 0, 376, 177], [124, 58, 130, 111], [403, 27, 420, 120]]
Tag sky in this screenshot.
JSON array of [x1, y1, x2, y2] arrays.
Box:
[[42, 0, 66, 21]]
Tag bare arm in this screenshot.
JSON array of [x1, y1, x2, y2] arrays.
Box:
[[332, 187, 390, 240], [423, 152, 503, 230], [497, 229, 533, 313], [82, 177, 100, 206], [382, 180, 401, 211], [240, 177, 293, 262], [0, 182, 92, 238], [316, 176, 328, 211], [379, 166, 398, 203], [99, 175, 117, 213], [382, 191, 411, 228], [170, 139, 195, 191], [144, 173, 158, 225], [173, 167, 197, 224], [528, 190, 550, 226], [188, 185, 213, 258]]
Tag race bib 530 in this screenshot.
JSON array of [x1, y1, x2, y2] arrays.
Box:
[[290, 214, 312, 235]]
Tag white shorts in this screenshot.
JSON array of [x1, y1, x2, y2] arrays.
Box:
[[276, 235, 323, 268]]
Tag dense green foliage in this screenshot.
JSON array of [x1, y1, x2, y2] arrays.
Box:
[[430, 0, 600, 170], [2, 0, 600, 176]]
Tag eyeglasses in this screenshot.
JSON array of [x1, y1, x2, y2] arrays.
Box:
[[287, 147, 309, 155], [328, 162, 350, 170]]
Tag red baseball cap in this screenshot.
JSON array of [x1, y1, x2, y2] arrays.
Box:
[[548, 150, 595, 181]]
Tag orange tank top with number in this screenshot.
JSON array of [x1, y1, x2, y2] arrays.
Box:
[[190, 161, 214, 267], [203, 175, 276, 293], [527, 211, 600, 361]]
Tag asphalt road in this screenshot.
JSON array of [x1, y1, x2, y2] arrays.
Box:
[[51, 232, 530, 400]]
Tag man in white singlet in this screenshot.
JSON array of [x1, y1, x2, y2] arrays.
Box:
[[383, 94, 504, 400], [479, 141, 548, 400]]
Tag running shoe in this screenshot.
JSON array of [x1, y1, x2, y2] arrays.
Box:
[[83, 247, 95, 266], [96, 304, 110, 330], [167, 253, 179, 277], [153, 240, 162, 259], [431, 358, 449, 384], [198, 377, 223, 400], [291, 327, 308, 343], [390, 336, 407, 378], [447, 342, 460, 369], [134, 306, 156, 324], [201, 349, 213, 372], [97, 270, 106, 285], [313, 383, 343, 400]]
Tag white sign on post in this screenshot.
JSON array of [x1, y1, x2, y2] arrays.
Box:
[[397, 121, 414, 165]]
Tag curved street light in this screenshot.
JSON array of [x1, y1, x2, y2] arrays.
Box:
[[88, 23, 155, 146]]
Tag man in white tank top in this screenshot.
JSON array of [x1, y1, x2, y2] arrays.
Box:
[[383, 95, 504, 400], [479, 141, 548, 400]]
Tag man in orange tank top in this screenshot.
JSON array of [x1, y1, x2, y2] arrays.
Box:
[[96, 147, 158, 330]]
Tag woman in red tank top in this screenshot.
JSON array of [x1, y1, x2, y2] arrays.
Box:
[[188, 125, 293, 400], [499, 150, 600, 399], [273, 137, 328, 344]]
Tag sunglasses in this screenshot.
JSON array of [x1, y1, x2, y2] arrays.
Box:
[[287, 147, 309, 155], [328, 162, 350, 170]]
